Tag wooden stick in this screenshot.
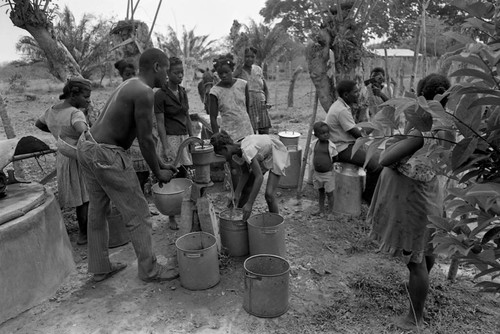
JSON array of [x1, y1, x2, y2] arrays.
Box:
[[383, 47, 392, 98], [422, 0, 429, 77], [409, 20, 422, 92], [296, 91, 319, 200], [147, 0, 163, 42]]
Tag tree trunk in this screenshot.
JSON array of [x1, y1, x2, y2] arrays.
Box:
[[0, 94, 25, 178], [26, 26, 81, 81], [8, 0, 81, 81], [287, 66, 303, 108], [306, 42, 334, 113]]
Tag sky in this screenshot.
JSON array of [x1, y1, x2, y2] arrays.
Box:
[[0, 0, 268, 63]]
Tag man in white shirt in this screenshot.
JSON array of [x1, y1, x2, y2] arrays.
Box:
[[325, 80, 382, 204]]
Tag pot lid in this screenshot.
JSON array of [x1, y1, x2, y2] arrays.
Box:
[[278, 131, 301, 138]]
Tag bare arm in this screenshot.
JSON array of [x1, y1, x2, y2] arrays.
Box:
[[73, 121, 88, 134], [245, 159, 264, 208], [185, 109, 193, 137], [234, 163, 250, 205], [245, 84, 250, 116], [263, 79, 269, 103], [155, 112, 168, 155], [347, 127, 363, 138], [135, 90, 175, 182], [209, 94, 219, 134], [379, 130, 424, 166], [35, 119, 50, 132]]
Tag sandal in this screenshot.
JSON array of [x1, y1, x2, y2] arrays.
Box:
[[93, 262, 127, 282]]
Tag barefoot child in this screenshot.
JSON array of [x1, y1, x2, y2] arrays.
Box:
[[309, 121, 338, 214], [211, 131, 290, 221]]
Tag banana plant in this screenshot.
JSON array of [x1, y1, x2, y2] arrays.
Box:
[[353, 0, 500, 293]]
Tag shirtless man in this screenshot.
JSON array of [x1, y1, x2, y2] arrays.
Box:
[[77, 48, 178, 283]]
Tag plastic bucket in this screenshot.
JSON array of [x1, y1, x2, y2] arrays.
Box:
[[219, 209, 249, 257], [332, 162, 366, 217], [107, 206, 130, 248], [243, 254, 290, 318], [247, 213, 286, 257], [278, 131, 300, 148], [278, 147, 302, 189], [175, 232, 220, 290]]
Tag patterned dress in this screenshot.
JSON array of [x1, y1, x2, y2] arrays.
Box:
[[367, 136, 443, 264], [236, 65, 271, 131], [39, 106, 89, 208], [209, 79, 254, 141]]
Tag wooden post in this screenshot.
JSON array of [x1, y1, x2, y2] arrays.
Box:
[[147, 0, 163, 42], [274, 64, 279, 109], [409, 21, 422, 92], [383, 47, 392, 98], [296, 91, 319, 200], [0, 94, 24, 178], [422, 0, 429, 77]]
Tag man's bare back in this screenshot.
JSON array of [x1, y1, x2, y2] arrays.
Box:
[[91, 78, 153, 150]]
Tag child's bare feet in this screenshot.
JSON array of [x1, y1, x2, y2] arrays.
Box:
[[312, 210, 324, 217], [391, 315, 423, 331], [168, 216, 179, 230]]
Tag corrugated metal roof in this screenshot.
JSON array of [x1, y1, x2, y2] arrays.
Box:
[[370, 49, 421, 57]]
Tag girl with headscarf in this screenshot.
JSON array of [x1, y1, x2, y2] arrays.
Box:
[[35, 77, 92, 245]]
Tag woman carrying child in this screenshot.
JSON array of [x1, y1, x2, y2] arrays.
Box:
[[368, 73, 451, 330], [211, 131, 289, 221]]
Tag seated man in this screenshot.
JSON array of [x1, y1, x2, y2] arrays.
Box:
[[325, 79, 382, 204]]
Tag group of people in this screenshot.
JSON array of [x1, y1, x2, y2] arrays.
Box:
[[34, 46, 281, 283], [35, 44, 451, 329], [307, 70, 452, 330]]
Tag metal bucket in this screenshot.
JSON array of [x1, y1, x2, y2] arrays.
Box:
[[219, 209, 249, 257], [278, 147, 302, 189], [278, 131, 300, 148], [152, 178, 193, 216], [243, 254, 290, 318], [107, 206, 130, 248], [175, 232, 220, 290], [247, 213, 286, 257], [332, 162, 366, 217]]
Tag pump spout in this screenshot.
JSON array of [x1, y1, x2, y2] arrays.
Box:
[[173, 136, 203, 167]]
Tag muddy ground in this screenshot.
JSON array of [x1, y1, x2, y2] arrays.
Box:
[[0, 82, 499, 334]]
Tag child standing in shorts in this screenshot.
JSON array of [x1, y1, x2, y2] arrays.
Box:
[[309, 121, 338, 215]]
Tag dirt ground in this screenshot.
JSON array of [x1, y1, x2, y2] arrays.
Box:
[[1, 79, 500, 334]]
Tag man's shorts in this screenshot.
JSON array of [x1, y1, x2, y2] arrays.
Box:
[[313, 170, 335, 193]]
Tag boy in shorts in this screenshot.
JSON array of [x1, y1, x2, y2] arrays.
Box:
[[309, 121, 338, 215]]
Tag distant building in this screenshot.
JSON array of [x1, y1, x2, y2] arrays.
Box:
[[369, 49, 421, 58]]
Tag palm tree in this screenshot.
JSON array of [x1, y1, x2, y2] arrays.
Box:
[[6, 0, 81, 80], [156, 26, 215, 60], [15, 36, 45, 62], [229, 19, 295, 77], [54, 6, 114, 79], [15, 5, 115, 79], [156, 26, 216, 85]]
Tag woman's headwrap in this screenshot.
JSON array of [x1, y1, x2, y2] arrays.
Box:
[[59, 77, 92, 100]]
